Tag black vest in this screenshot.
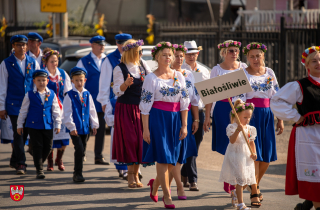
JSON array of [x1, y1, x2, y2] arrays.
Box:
[[116, 62, 146, 105], [296, 77, 320, 126]]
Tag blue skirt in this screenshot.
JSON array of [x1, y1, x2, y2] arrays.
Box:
[[52, 139, 69, 148], [142, 107, 182, 165], [249, 107, 277, 162], [177, 109, 198, 164], [212, 101, 231, 155]]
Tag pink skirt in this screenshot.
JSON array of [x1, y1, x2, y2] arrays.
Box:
[[112, 102, 144, 164]]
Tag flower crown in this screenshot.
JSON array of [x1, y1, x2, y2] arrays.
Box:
[[301, 46, 320, 66], [42, 50, 59, 63], [243, 43, 267, 55], [122, 39, 144, 52], [218, 41, 241, 50], [230, 103, 255, 117], [173, 44, 188, 53], [151, 42, 175, 60]]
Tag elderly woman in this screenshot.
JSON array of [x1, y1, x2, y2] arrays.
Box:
[[140, 42, 189, 209], [112, 39, 151, 188], [43, 48, 72, 172], [243, 42, 284, 203]]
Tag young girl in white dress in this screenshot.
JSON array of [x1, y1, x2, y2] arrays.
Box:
[[219, 99, 258, 210]]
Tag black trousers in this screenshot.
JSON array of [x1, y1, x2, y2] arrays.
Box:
[[9, 115, 29, 167], [94, 112, 105, 159], [71, 134, 89, 175], [28, 128, 53, 172], [181, 110, 205, 183]]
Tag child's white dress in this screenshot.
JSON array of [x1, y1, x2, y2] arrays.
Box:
[[219, 123, 257, 186]]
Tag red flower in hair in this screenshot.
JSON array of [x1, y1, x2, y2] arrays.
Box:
[[309, 49, 315, 54], [302, 52, 308, 57]]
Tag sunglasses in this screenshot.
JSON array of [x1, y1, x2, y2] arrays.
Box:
[[139, 49, 143, 55], [228, 49, 239, 54]]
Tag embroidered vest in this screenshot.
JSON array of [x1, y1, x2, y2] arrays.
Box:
[[4, 54, 36, 115], [25, 89, 55, 130], [81, 54, 104, 112], [67, 90, 91, 135], [116, 62, 146, 105], [296, 77, 320, 126], [47, 68, 66, 103]]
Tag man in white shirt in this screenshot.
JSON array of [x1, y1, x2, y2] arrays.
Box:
[[181, 40, 210, 191], [27, 32, 44, 68], [76, 35, 109, 165], [0, 35, 40, 174]]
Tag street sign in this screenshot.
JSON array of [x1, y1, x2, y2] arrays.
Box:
[[194, 69, 252, 105], [41, 0, 67, 13]]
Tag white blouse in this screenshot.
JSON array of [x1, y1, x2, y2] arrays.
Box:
[[270, 75, 320, 122], [139, 71, 190, 115], [180, 69, 200, 106], [211, 62, 248, 102], [46, 67, 72, 95], [113, 60, 152, 97], [245, 67, 279, 99]]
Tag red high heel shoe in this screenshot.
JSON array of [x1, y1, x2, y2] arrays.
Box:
[[147, 179, 158, 202], [162, 197, 175, 209]]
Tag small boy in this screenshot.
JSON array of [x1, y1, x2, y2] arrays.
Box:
[[63, 67, 99, 182], [17, 69, 61, 179]]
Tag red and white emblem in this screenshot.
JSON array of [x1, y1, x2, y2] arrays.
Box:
[[10, 185, 24, 201]]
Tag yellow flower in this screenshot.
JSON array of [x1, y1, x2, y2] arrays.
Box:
[[147, 28, 151, 33], [316, 46, 320, 51], [146, 34, 154, 45], [96, 29, 103, 36], [94, 24, 100, 30]]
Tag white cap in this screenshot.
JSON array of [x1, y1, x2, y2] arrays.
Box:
[[184, 40, 200, 54]]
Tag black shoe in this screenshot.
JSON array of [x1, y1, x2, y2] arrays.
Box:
[[16, 165, 26, 175], [73, 174, 85, 182], [138, 172, 143, 181], [118, 170, 124, 177], [36, 171, 45, 179], [189, 182, 199, 191], [95, 158, 110, 165], [122, 171, 128, 180], [294, 200, 313, 210]]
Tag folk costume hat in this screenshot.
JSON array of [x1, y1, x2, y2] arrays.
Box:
[[70, 67, 87, 77], [243, 42, 267, 55], [90, 35, 106, 46], [301, 46, 320, 66], [115, 33, 132, 45], [10, 35, 28, 44], [230, 100, 255, 117], [122, 40, 144, 52], [32, 69, 49, 79], [173, 44, 188, 53], [218, 40, 241, 50], [27, 32, 43, 42], [151, 42, 175, 60], [184, 40, 202, 54]]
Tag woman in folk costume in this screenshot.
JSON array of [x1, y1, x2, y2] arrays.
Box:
[[168, 43, 199, 200], [141, 42, 189, 209], [203, 40, 247, 199], [42, 48, 72, 171], [242, 42, 284, 202], [271, 46, 320, 210], [112, 39, 151, 188]]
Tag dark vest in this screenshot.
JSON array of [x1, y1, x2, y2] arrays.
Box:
[[47, 68, 66, 103], [296, 77, 320, 126], [116, 62, 146, 105], [25, 89, 55, 130]]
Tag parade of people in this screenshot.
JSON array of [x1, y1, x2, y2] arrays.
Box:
[[0, 2, 319, 209]]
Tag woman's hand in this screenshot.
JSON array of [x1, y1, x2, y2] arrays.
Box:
[[296, 116, 305, 125], [143, 129, 151, 144], [203, 118, 211, 132], [179, 125, 188, 140], [276, 119, 284, 135], [250, 153, 257, 161], [55, 128, 60, 134], [192, 121, 199, 135], [125, 74, 134, 87]]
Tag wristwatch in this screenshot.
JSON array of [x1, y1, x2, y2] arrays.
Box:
[[194, 119, 200, 122]]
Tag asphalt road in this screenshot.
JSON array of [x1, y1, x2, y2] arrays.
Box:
[[0, 122, 307, 209]]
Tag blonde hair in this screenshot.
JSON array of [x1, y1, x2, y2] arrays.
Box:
[[230, 99, 254, 123], [121, 39, 140, 65], [305, 50, 320, 66], [219, 40, 240, 62], [246, 43, 266, 67]]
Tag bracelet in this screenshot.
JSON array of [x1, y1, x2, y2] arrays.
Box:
[[194, 119, 200, 122], [253, 153, 257, 155]]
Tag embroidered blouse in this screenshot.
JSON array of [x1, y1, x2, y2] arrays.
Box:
[[181, 69, 200, 106], [113, 60, 152, 97], [245, 67, 279, 99], [46, 67, 72, 95], [139, 71, 190, 115]]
